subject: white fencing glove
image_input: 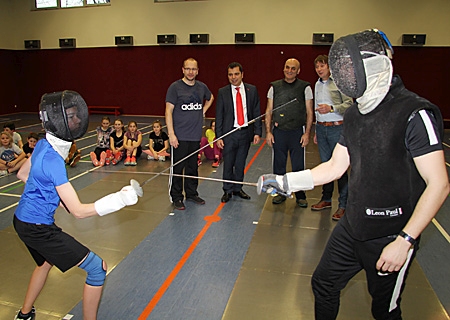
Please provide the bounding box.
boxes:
[95,180,141,216]
[257,170,314,196]
[257,174,290,197]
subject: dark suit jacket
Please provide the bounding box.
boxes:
[215,83,262,141]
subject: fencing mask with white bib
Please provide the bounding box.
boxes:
[328,29,394,114]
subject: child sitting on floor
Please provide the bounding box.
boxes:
[90,116,113,167]
[143,120,170,162]
[198,119,222,168]
[124,120,142,166]
[22,132,39,158]
[109,118,126,165]
[0,131,27,176]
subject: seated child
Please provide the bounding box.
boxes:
[3,122,23,149]
[143,120,170,162]
[0,131,27,176]
[109,119,125,165]
[198,119,222,168]
[89,116,113,167]
[124,121,142,166]
[65,141,81,167]
[22,132,39,158]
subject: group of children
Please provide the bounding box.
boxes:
[0,123,33,176]
[89,117,172,167]
[1,118,223,177]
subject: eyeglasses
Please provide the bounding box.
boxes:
[183,68,198,72]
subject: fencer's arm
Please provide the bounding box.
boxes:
[56,181,139,218]
[202,94,214,114]
[398,150,449,239]
[17,156,32,183]
[287,143,350,190]
[376,150,449,272]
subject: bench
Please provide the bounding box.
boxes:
[88,106,121,117]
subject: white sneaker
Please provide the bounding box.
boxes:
[0,170,8,176]
[158,156,165,162]
[147,155,155,160]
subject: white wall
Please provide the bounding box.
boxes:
[2,0,450,49]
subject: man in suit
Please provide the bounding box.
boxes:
[216,62,262,203]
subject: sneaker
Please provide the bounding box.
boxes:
[15,306,36,320]
[212,160,220,168]
[69,153,81,167]
[99,151,107,167]
[272,194,286,204]
[186,195,205,205]
[0,169,9,176]
[296,199,308,208]
[105,150,112,165]
[147,155,155,160]
[174,200,185,210]
[124,156,131,166]
[130,156,137,166]
[90,152,99,166]
[158,156,165,162]
[197,159,202,166]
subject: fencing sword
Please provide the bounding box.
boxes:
[135,98,298,188]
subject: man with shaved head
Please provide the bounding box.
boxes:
[265,58,314,207]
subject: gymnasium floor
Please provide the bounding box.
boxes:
[0,113,449,320]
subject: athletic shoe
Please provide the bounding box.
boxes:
[174,200,185,210]
[69,153,81,167]
[272,194,286,204]
[212,159,220,168]
[147,155,155,160]
[158,156,165,162]
[296,199,308,208]
[186,195,205,205]
[90,152,99,166]
[105,150,112,165]
[99,151,107,167]
[112,151,122,165]
[0,169,9,176]
[124,156,131,166]
[130,156,137,166]
[15,306,36,320]
[197,159,202,166]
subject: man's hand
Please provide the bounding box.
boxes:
[257,174,290,197]
[376,237,412,273]
[169,134,179,148]
[266,132,274,147]
[217,139,224,149]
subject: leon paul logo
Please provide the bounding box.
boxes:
[365,206,403,219]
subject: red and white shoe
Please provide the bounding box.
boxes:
[112,151,123,165]
[212,159,220,168]
[124,156,131,166]
[105,150,112,165]
[90,152,99,166]
[98,151,107,167]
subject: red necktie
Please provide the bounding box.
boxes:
[236,87,244,126]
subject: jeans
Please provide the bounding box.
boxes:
[315,124,348,208]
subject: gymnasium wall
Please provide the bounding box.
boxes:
[0,0,449,120]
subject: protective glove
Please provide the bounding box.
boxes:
[257,170,315,196]
[95,179,141,216]
[256,174,290,197]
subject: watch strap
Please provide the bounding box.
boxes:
[398,230,416,245]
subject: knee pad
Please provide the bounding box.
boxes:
[79,252,106,286]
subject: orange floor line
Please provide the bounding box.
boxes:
[138,141,267,319]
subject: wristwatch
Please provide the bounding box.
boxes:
[330,105,334,113]
[398,230,416,245]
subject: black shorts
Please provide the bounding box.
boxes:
[13,215,89,272]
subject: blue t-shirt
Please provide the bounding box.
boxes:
[15,139,69,225]
[166,79,211,141]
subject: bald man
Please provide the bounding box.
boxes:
[265,58,314,207]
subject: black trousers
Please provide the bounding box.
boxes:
[311,222,417,320]
[169,141,199,202]
[222,128,251,193]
